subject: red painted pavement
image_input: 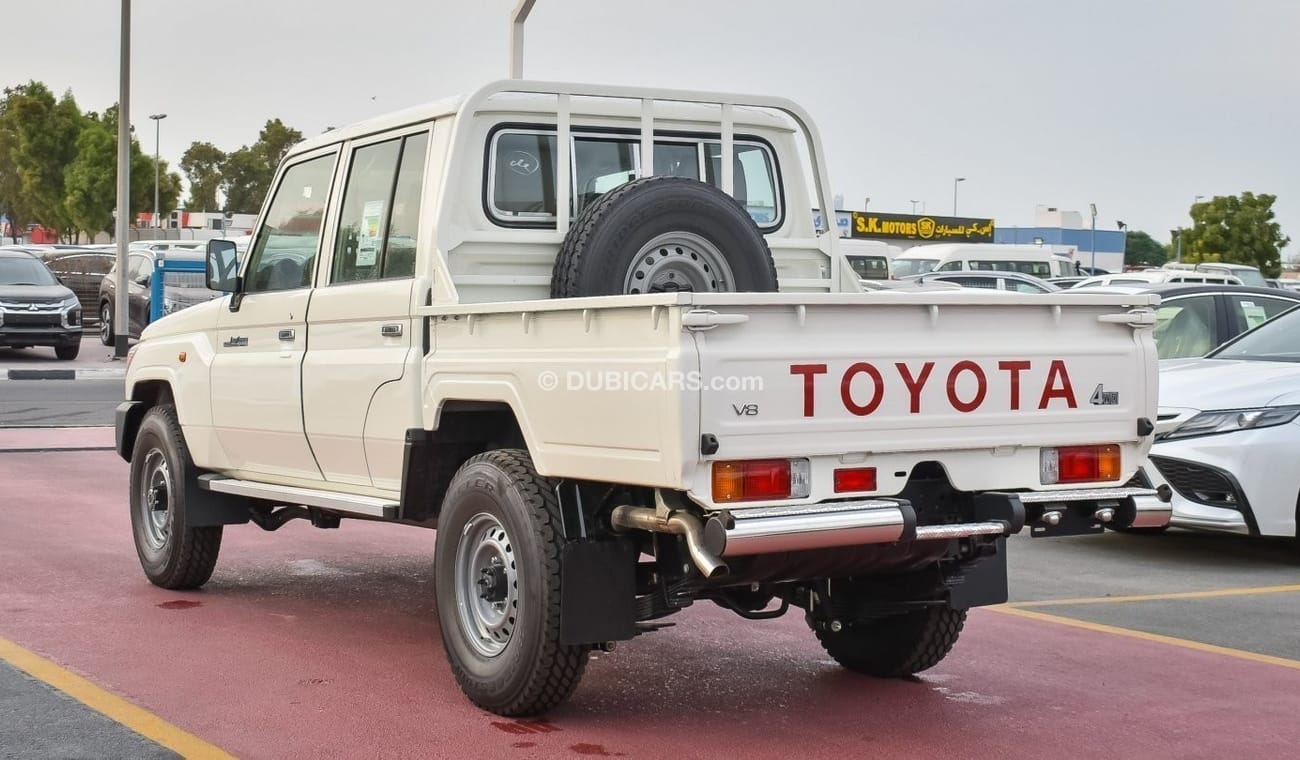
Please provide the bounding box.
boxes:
[2,442,1299,759]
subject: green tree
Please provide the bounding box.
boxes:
[3,82,85,241]
[1175,193,1290,277]
[221,118,302,214]
[0,91,33,242]
[1123,230,1167,267]
[179,141,225,211]
[62,116,117,237]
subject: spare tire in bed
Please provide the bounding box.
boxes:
[550,176,779,298]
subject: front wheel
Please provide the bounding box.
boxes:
[55,343,80,361]
[129,404,222,589]
[813,605,967,678]
[434,449,588,716]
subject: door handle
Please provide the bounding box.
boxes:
[380,324,403,338]
[278,329,296,341]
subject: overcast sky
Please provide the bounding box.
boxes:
[4,0,1297,252]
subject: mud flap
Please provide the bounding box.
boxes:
[559,539,637,645]
[944,537,1008,610]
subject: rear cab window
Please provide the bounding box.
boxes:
[487,127,782,230]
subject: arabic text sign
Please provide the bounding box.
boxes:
[851,212,995,242]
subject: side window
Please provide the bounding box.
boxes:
[705,143,778,226]
[1153,296,1216,359]
[244,153,337,293]
[384,132,430,279]
[491,131,556,219]
[574,138,637,214]
[333,139,401,283]
[949,276,998,290]
[1008,279,1047,293]
[1230,296,1296,332]
[936,260,963,272]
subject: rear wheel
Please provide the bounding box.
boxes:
[129,404,222,589]
[813,605,967,677]
[434,449,588,716]
[99,303,114,346]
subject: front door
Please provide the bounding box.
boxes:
[210,150,338,481]
[302,129,431,488]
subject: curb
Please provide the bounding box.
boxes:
[3,368,125,381]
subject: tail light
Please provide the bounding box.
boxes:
[833,466,877,493]
[1041,444,1121,485]
[712,459,810,503]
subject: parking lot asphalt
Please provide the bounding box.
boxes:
[0,334,127,380]
[2,430,1299,759]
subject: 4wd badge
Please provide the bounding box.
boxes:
[1090,384,1119,406]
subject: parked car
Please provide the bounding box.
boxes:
[902,270,1061,293]
[889,243,1078,279]
[1072,270,1243,288]
[1047,276,1088,288]
[1064,284,1300,360]
[41,249,115,325]
[1130,304,1300,538]
[1163,261,1266,288]
[98,247,219,345]
[0,249,83,359]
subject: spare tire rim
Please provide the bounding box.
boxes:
[455,512,519,658]
[138,447,172,550]
[625,231,736,294]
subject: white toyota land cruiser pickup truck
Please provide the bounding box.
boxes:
[115,80,1170,716]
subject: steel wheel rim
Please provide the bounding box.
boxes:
[624,231,736,294]
[100,305,111,342]
[138,447,172,550]
[454,512,519,658]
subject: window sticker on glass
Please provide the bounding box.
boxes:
[1243,304,1268,329]
[358,200,385,266]
[303,186,313,199]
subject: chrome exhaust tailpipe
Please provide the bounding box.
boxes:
[610,506,728,579]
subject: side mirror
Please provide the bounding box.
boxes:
[206,239,239,292]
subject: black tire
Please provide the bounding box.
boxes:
[55,343,80,361]
[99,303,114,346]
[814,606,967,677]
[434,449,588,716]
[1108,525,1169,535]
[128,404,222,590]
[550,175,779,298]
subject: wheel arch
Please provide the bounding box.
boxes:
[399,399,528,523]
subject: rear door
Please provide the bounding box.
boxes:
[302,126,432,488]
[209,149,338,480]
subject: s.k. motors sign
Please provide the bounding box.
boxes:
[851,212,995,242]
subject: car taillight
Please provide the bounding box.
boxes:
[833,467,877,493]
[712,459,810,503]
[1040,444,1121,484]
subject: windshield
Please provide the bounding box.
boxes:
[0,257,58,286]
[1210,305,1300,362]
[890,258,939,278]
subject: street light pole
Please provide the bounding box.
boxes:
[114,0,131,359]
[953,177,966,215]
[1089,203,1097,272]
[149,113,167,228]
[910,199,919,214]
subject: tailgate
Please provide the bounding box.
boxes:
[688,293,1158,496]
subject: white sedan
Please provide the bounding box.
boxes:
[1133,305,1300,538]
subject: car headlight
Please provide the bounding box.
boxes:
[61,296,80,310]
[1161,405,1300,440]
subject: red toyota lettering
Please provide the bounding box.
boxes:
[841,362,885,416]
[946,360,987,413]
[1038,359,1077,409]
[998,360,1031,410]
[790,364,827,417]
[896,361,934,414]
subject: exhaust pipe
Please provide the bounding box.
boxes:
[610,506,728,579]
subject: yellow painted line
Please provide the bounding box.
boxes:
[1007,583,1300,608]
[0,635,235,759]
[987,605,1300,672]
